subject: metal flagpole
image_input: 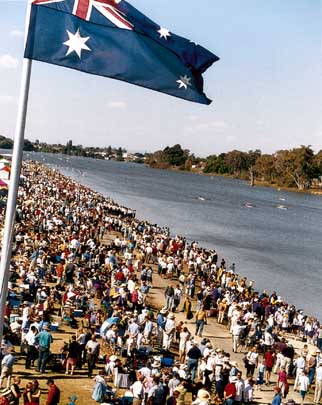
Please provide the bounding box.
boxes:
[0,0,33,342]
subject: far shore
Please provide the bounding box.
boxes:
[148,163,322,196]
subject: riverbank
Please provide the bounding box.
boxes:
[148,164,322,196]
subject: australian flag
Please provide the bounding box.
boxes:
[24,0,219,104]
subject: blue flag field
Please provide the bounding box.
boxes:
[24,0,219,104]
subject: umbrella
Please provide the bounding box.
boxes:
[100,317,119,337]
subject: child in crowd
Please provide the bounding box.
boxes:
[255,359,265,390]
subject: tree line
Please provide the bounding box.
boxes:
[146,144,322,191]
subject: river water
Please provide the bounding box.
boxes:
[26,152,322,319]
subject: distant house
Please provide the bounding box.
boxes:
[311,177,322,189]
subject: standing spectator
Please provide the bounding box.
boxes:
[234,372,245,405]
[223,377,237,405]
[271,386,282,405]
[65,335,80,375]
[130,373,145,405]
[147,376,164,405]
[86,334,100,377]
[255,359,265,391]
[186,341,202,382]
[264,347,275,384]
[35,324,53,373]
[163,313,176,351]
[164,286,174,311]
[231,321,246,353]
[173,285,182,312]
[195,307,207,338]
[314,359,322,404]
[6,376,21,405]
[0,347,16,389]
[31,380,41,405]
[23,382,33,405]
[298,370,310,405]
[179,327,190,363]
[245,346,259,377]
[46,379,60,405]
[182,296,192,320]
[277,367,288,398]
[25,326,38,369]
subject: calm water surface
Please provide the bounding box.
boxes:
[26,153,322,319]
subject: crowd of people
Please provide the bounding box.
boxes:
[0,160,321,405]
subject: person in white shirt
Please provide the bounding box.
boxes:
[130,373,145,405]
[298,370,310,405]
[231,322,246,353]
[314,361,322,404]
[163,314,175,351]
[234,372,245,404]
[294,354,306,390]
[25,326,38,369]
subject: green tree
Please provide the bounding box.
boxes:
[312,150,322,178]
[274,146,314,189]
[163,144,188,166]
[224,150,248,176]
[203,154,228,174]
[23,139,35,151]
[254,154,277,183]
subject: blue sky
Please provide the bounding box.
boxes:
[0,0,321,156]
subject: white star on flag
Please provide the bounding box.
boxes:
[63,28,91,58]
[157,27,171,40]
[176,75,192,90]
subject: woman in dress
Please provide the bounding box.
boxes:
[23,382,32,405]
[30,380,41,405]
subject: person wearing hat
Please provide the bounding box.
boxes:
[0,347,15,389]
[156,309,167,346]
[34,323,53,373]
[174,380,188,405]
[223,377,237,405]
[192,388,211,405]
[187,341,202,382]
[307,350,317,385]
[163,313,176,351]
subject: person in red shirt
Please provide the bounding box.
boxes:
[264,347,275,384]
[224,379,237,405]
[46,379,60,405]
[115,270,125,282]
[56,262,64,285]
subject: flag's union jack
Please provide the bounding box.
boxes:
[32,0,133,29]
